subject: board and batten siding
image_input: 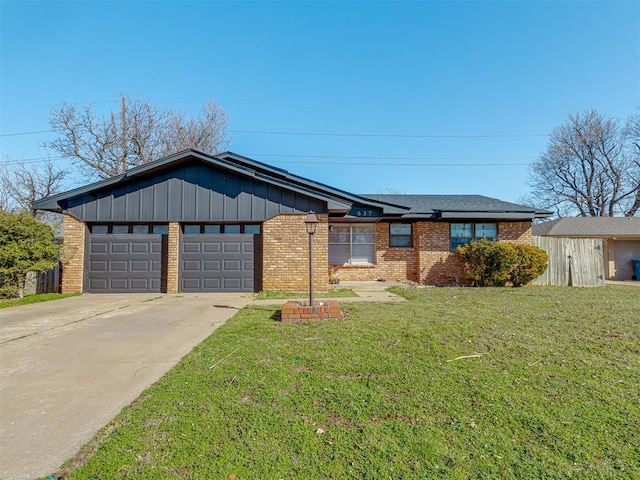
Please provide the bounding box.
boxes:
[533,236,605,287]
[66,162,326,222]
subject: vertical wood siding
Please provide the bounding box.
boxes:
[67,161,326,222]
[533,237,605,287]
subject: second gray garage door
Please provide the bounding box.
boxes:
[180,234,255,292]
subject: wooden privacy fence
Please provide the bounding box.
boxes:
[24,264,61,295]
[533,237,605,287]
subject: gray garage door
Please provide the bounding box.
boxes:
[88,234,162,293]
[180,234,255,292]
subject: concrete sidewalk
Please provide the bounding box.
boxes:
[0,293,252,480]
[252,281,407,306]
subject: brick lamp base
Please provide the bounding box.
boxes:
[280,300,345,323]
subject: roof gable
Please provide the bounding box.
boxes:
[33,150,406,216]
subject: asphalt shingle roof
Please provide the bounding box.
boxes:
[359,194,540,214]
[532,217,640,237]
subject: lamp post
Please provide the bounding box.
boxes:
[304,211,319,312]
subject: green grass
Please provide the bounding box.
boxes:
[255,287,357,300]
[55,286,639,479]
[0,292,80,309]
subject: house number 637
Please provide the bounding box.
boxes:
[356,210,374,217]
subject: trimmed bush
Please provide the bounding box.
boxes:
[456,240,548,287]
[508,244,548,287]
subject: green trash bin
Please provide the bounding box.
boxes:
[632,259,640,281]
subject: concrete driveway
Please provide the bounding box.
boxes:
[0,293,253,480]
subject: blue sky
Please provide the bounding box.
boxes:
[1,0,638,203]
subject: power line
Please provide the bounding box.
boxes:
[231,129,549,138]
[0,130,53,137]
[1,128,550,139]
[1,154,529,168]
[246,153,535,161]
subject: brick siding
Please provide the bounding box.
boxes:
[329,220,534,286]
[262,214,329,291]
[60,214,85,293]
[166,222,180,294]
[329,222,418,283]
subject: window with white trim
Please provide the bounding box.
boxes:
[329,224,375,265]
[450,223,497,251]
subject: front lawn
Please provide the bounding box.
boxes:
[0,292,80,309]
[56,286,639,479]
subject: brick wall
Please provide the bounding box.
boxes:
[329,222,417,282]
[61,214,85,293]
[498,221,532,244]
[262,214,329,291]
[328,220,534,286]
[166,222,180,294]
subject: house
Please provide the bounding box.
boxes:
[533,217,640,281]
[32,150,552,293]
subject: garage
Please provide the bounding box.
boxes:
[611,240,640,280]
[180,234,255,292]
[88,234,163,293]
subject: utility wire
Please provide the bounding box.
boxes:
[231,129,548,138]
[1,128,549,139]
[0,129,53,137]
[1,155,529,168]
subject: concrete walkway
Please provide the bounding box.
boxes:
[0,293,253,480]
[252,280,407,306]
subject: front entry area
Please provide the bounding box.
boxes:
[180,234,255,292]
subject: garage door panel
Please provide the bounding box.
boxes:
[111,243,129,254]
[88,234,162,293]
[110,261,129,272]
[183,242,201,253]
[90,261,108,272]
[203,278,222,289]
[180,234,255,292]
[183,260,201,271]
[203,260,221,271]
[203,242,221,253]
[91,242,108,254]
[131,243,150,254]
[131,260,151,271]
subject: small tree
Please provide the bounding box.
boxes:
[0,212,61,298]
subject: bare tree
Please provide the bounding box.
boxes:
[0,158,69,214]
[46,95,230,180]
[0,157,69,231]
[527,109,637,217]
[624,109,640,216]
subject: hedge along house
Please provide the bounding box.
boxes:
[33,150,552,294]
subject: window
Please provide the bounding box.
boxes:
[244,225,261,234]
[204,225,221,234]
[389,223,412,247]
[91,225,108,234]
[183,225,201,234]
[450,223,497,251]
[152,225,169,235]
[112,225,129,235]
[225,224,241,234]
[329,224,375,265]
[132,225,149,234]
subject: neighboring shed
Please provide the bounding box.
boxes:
[532,217,640,285]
